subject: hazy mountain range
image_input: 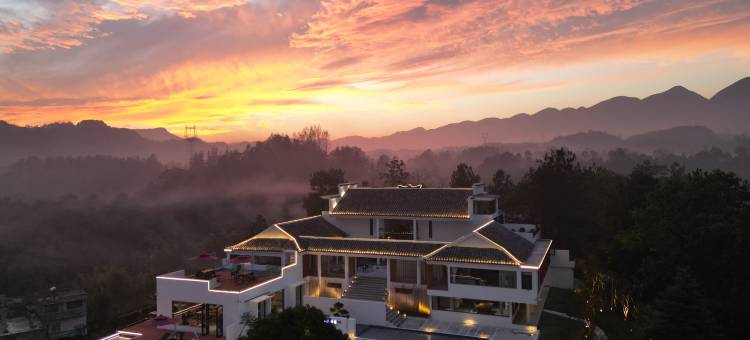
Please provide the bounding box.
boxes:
[332,77,749,150]
[0,77,747,166]
[0,120,246,166]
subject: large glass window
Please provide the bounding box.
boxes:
[271,289,284,314]
[522,272,533,290]
[321,255,345,278]
[382,219,413,240]
[431,296,511,316]
[500,270,517,288]
[390,259,417,283]
[450,267,500,287]
[173,301,204,328]
[302,255,317,277]
[473,199,497,215]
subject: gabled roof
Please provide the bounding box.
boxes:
[475,221,535,262]
[229,238,297,251]
[425,246,517,265]
[276,215,348,239]
[299,236,446,257]
[330,188,473,219]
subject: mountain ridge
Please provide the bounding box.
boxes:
[332,76,749,150]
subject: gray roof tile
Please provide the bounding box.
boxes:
[476,222,534,262]
[331,188,472,219]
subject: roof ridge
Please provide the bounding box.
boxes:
[472,221,523,265]
[297,235,447,244]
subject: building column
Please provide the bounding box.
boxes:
[416,260,421,286]
[413,220,418,240]
[317,254,322,292]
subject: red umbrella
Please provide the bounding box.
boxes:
[190,252,219,261]
[229,255,253,264]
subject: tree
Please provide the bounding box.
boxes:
[450,163,480,187]
[329,302,349,318]
[489,169,514,205]
[303,169,346,216]
[294,125,330,153]
[329,146,369,181]
[380,158,410,186]
[645,269,723,340]
[242,306,347,340]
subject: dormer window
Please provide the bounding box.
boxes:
[473,199,497,215]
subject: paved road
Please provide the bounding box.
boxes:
[358,326,478,340]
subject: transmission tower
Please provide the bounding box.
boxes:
[185,125,197,168]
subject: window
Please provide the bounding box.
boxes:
[296,285,304,307]
[271,289,284,314]
[431,296,510,316]
[522,272,533,290]
[369,219,374,235]
[473,199,497,215]
[433,296,451,310]
[321,255,345,278]
[302,255,317,277]
[428,221,433,238]
[382,219,413,240]
[394,288,413,295]
[500,271,517,288]
[173,301,204,328]
[450,267,500,287]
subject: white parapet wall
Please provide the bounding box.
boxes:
[303,296,389,327]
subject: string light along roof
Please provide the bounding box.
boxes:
[298,236,447,257]
[425,246,518,265]
[330,188,474,219]
[228,238,297,251]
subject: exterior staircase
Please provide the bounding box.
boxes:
[342,276,387,301]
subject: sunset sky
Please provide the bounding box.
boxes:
[1,0,749,141]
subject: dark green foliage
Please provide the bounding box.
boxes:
[303,169,346,216]
[449,163,480,187]
[243,306,347,340]
[329,302,349,318]
[380,157,410,186]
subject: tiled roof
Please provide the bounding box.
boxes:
[276,216,348,239]
[476,221,534,262]
[229,238,297,251]
[330,188,472,219]
[425,246,517,265]
[299,236,446,257]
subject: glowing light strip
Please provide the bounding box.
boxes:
[156,253,299,295]
[519,240,553,270]
[274,225,302,251]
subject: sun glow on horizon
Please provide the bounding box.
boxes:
[1,0,749,142]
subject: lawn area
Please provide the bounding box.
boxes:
[538,313,586,340]
[544,287,585,315]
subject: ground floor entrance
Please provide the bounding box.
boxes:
[355,257,387,278]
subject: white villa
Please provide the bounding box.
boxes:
[111,183,561,339]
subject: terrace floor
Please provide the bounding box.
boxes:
[208,269,278,292]
[121,318,224,340]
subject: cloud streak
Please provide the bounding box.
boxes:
[0,0,748,140]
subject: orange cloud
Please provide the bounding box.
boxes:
[0,0,749,141]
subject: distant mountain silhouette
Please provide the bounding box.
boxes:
[333,77,750,150]
[134,127,181,141]
[0,120,230,166]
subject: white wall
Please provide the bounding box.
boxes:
[430,310,513,328]
[303,296,389,327]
